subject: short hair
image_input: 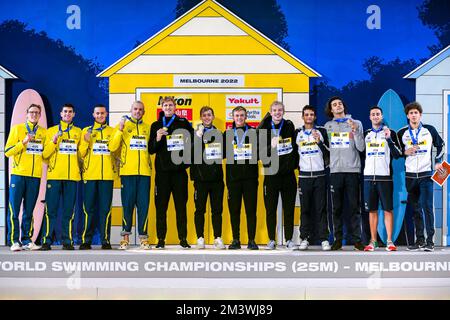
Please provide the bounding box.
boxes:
[404,101,423,115]
[27,104,41,113]
[370,106,383,114]
[160,96,176,106]
[232,106,247,116]
[325,96,347,118]
[199,106,214,116]
[93,104,107,110]
[270,101,285,111]
[61,103,75,112]
[302,105,316,117]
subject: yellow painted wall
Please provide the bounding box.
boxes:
[109,74,309,94]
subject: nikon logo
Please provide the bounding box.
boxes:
[158,96,192,106]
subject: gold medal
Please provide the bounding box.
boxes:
[162,127,168,131]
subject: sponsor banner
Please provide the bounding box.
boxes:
[0,251,449,278]
[174,75,244,87]
[226,121,260,129]
[157,108,192,121]
[156,95,192,107]
[226,108,261,121]
[226,95,262,107]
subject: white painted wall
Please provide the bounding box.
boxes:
[0,78,5,245]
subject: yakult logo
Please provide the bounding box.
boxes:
[226,95,262,107]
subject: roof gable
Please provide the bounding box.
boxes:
[404,44,450,79]
[98,0,320,78]
[0,65,17,79]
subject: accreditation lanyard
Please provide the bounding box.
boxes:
[271,119,284,137]
[162,115,176,130]
[26,122,38,135]
[234,125,248,147]
[408,123,422,145]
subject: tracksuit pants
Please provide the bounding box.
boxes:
[155,170,188,241]
[7,174,40,246]
[81,180,113,245]
[194,180,224,239]
[263,172,296,241]
[41,180,77,246]
[227,178,258,241]
[298,175,329,242]
[330,173,362,243]
[406,177,434,245]
[120,175,150,238]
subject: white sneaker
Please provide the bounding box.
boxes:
[299,239,309,250]
[196,237,205,249]
[10,242,22,252]
[214,237,225,250]
[23,242,41,251]
[321,240,331,251]
[139,239,151,250]
[286,240,296,249]
[266,240,276,250]
[118,240,129,250]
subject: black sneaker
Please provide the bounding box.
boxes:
[101,243,112,250]
[62,244,75,250]
[228,239,241,250]
[247,240,259,250]
[180,239,191,249]
[423,243,434,252]
[39,243,52,251]
[354,241,364,251]
[156,239,165,249]
[407,241,425,251]
[331,240,342,251]
[79,243,92,250]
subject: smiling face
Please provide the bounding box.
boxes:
[233,110,247,127]
[270,103,284,123]
[330,99,345,117]
[201,110,214,127]
[27,106,41,124]
[93,106,108,124]
[131,102,145,120]
[60,106,75,123]
[407,108,422,126]
[369,108,383,127]
[162,100,176,117]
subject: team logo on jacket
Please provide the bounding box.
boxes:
[11,184,15,188]
[47,184,52,188]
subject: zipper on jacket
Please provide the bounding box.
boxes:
[101,130,104,180]
[68,131,71,180]
[137,122,140,175]
[31,154,35,177]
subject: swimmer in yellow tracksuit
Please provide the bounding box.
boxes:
[110,101,152,250]
[40,104,82,251]
[79,104,120,250]
[5,104,46,251]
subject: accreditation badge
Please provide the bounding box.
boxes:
[233,143,252,160]
[93,139,110,155]
[26,139,43,155]
[366,141,386,158]
[59,139,77,155]
[205,143,222,160]
[167,134,184,151]
[130,135,147,151]
[277,137,293,156]
[330,132,350,148]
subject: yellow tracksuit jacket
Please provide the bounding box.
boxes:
[5,121,47,178]
[79,122,119,180]
[43,121,82,181]
[109,117,152,176]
